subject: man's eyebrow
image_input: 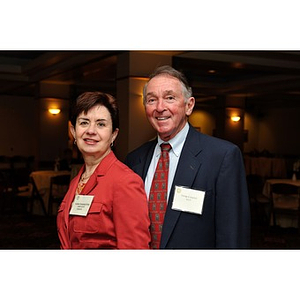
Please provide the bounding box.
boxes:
[146,90,175,97]
[163,90,175,95]
[146,92,156,97]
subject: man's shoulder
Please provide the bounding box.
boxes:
[130,139,156,154]
[187,126,239,153]
[125,139,156,164]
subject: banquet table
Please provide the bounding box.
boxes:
[30,170,71,215]
[244,156,287,178]
[262,178,300,228]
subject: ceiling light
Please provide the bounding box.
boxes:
[232,62,244,69]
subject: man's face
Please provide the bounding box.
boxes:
[144,74,195,141]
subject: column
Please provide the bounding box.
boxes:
[35,82,70,165]
[115,52,172,161]
[214,95,245,151]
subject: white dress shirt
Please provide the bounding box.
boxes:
[144,122,189,201]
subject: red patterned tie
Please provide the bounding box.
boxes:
[149,143,171,249]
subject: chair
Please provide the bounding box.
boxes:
[0,171,11,213]
[247,174,271,225]
[11,167,31,194]
[270,183,300,232]
[15,177,48,216]
[48,174,70,215]
[0,169,16,213]
[10,156,34,212]
[0,155,12,170]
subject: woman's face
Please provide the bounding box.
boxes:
[71,104,118,160]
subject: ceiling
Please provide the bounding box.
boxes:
[1,50,300,111]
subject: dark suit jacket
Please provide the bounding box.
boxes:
[125,124,251,249]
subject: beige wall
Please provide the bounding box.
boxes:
[244,112,260,152]
[191,105,300,157]
[189,109,215,136]
[0,95,69,165]
[1,95,299,165]
[115,51,172,161]
[128,78,156,148]
[0,95,36,156]
[39,97,70,161]
[245,107,300,156]
[1,53,300,167]
[258,107,300,156]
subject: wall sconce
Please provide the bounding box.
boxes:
[48,108,61,115]
[231,116,241,122]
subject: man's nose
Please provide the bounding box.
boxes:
[155,99,166,112]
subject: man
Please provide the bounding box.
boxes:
[125,65,250,249]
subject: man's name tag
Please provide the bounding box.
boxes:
[69,195,94,216]
[172,186,205,215]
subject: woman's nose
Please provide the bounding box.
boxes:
[86,123,97,134]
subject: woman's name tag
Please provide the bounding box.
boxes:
[69,195,94,216]
[172,186,205,215]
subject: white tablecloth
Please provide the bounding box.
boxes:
[30,170,70,215]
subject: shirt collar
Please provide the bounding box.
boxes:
[156,122,189,157]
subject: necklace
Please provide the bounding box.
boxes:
[76,171,93,194]
[76,182,86,194]
[80,171,93,182]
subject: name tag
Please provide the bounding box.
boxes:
[172,186,205,215]
[69,195,94,216]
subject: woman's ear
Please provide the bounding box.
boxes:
[112,128,119,144]
[70,124,76,140]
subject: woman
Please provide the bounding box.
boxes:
[57,91,150,249]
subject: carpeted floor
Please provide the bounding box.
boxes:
[251,224,300,249]
[0,213,60,249]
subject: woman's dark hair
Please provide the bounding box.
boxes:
[71,91,119,132]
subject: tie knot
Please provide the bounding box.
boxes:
[160,143,171,152]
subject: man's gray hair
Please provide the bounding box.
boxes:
[143,65,193,104]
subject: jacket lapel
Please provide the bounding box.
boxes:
[160,125,203,248]
[133,139,157,180]
[81,151,117,195]
[81,174,98,195]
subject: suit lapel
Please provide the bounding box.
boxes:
[160,126,203,248]
[133,140,157,180]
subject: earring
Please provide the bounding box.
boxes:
[110,141,114,148]
[74,139,77,145]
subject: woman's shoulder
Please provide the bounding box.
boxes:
[113,157,142,179]
[95,152,143,184]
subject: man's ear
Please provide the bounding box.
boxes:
[186,97,195,116]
